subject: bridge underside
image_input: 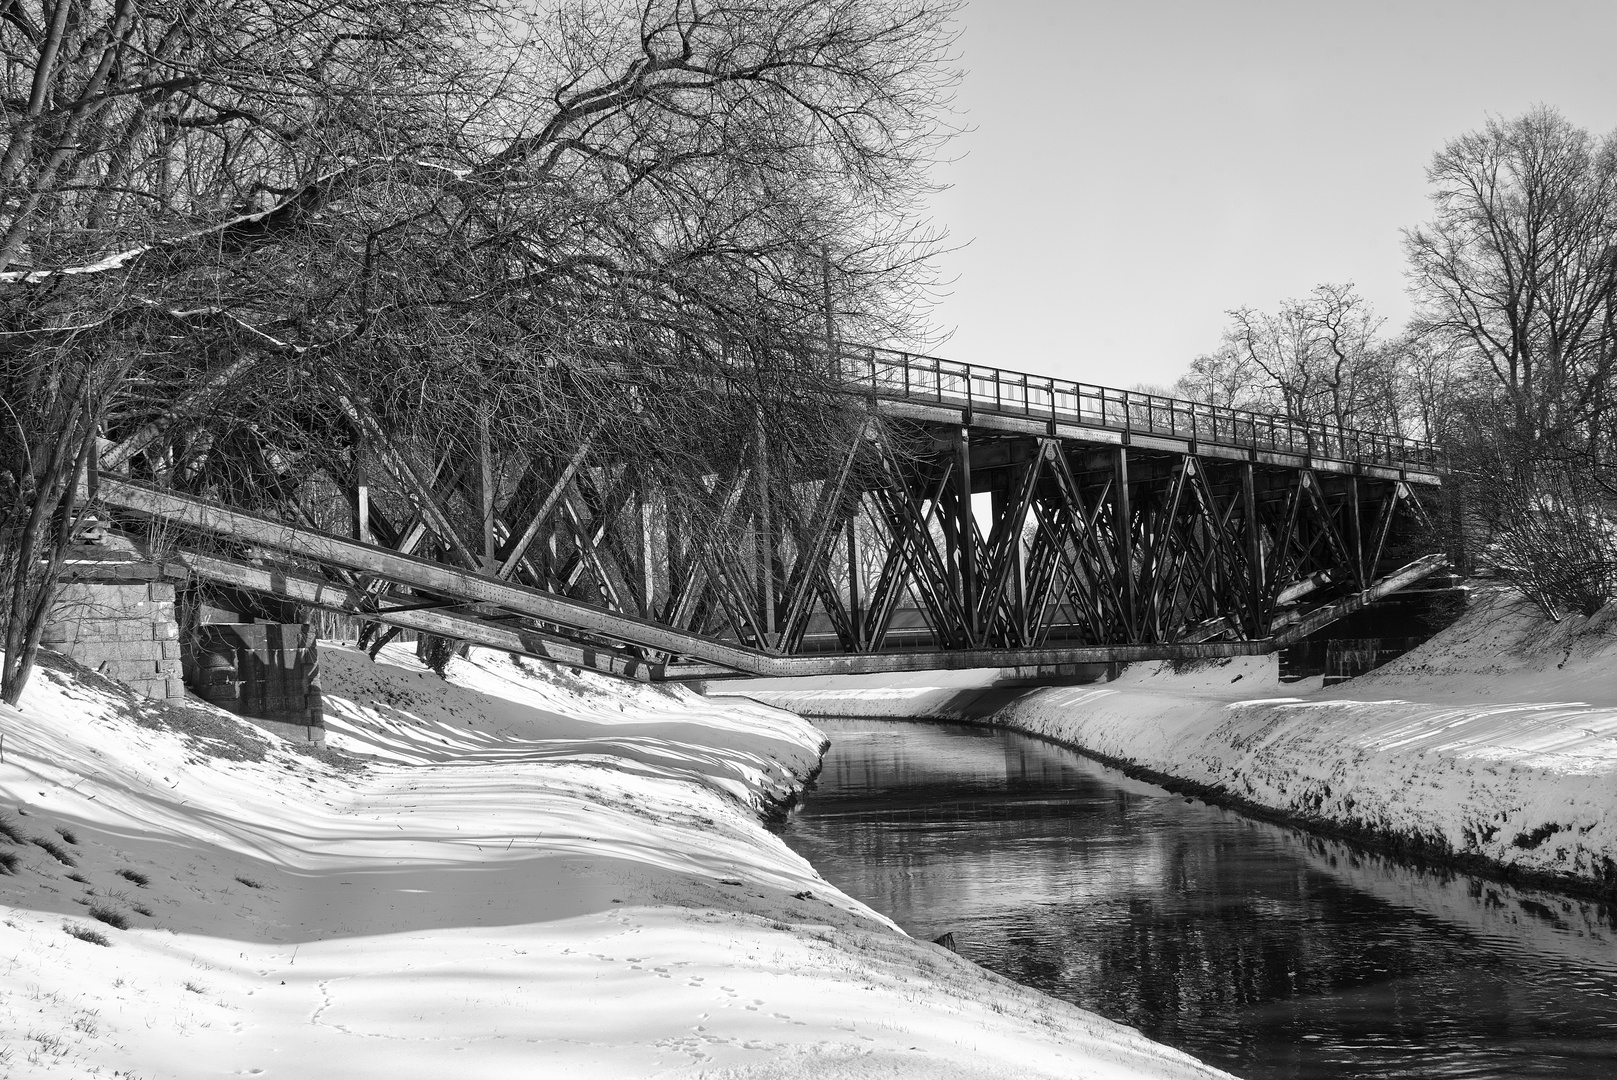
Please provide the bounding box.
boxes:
[91,387,1447,682]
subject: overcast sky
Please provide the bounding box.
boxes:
[920,0,1617,390]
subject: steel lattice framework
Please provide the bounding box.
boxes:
[94,345,1447,680]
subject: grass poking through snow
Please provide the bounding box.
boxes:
[234,875,263,889]
[87,905,129,930]
[116,868,149,887]
[30,835,76,866]
[63,923,111,947]
[54,826,78,845]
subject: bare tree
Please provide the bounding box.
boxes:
[1172,346,1267,412]
[0,0,962,702]
[1,0,498,701]
[1405,106,1617,448]
[1403,107,1617,618]
[1382,331,1470,445]
[1183,284,1393,431]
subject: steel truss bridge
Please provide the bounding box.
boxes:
[95,346,1448,681]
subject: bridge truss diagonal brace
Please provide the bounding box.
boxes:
[1024,494,1104,644]
[663,467,753,633]
[778,427,868,652]
[862,438,966,650]
[1135,456,1193,641]
[1261,471,1310,620]
[973,446,1044,644]
[174,550,659,681]
[1182,459,1260,639]
[1297,469,1360,591]
[1271,553,1451,647]
[99,472,1448,681]
[497,431,598,579]
[99,476,770,673]
[1044,445,1125,635]
[320,375,485,573]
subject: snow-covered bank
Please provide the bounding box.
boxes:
[986,589,1617,897]
[0,645,1230,1078]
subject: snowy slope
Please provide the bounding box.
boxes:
[0,644,1231,1079]
[989,589,1617,895]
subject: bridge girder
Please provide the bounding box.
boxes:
[87,345,1447,680]
[94,416,1445,682]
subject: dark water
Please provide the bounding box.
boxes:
[777,718,1617,1080]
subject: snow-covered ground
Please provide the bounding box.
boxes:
[0,643,1231,1078]
[726,587,1617,896]
[990,589,1617,895]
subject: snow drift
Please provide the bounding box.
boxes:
[0,643,1230,1079]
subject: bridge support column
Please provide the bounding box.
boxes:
[754,413,777,642]
[1012,464,1028,644]
[45,561,186,704]
[351,444,370,544]
[1242,462,1265,630]
[847,515,863,650]
[479,411,497,566]
[1114,446,1135,640]
[956,426,979,643]
[1347,474,1364,587]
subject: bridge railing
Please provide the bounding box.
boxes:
[838,345,1442,472]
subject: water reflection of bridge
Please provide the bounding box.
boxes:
[98,345,1447,681]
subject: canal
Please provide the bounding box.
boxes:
[777,718,1617,1080]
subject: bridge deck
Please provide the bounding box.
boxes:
[839,346,1442,478]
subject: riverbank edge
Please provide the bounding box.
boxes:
[758,737,829,825]
[765,699,1617,906]
[980,713,1617,904]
